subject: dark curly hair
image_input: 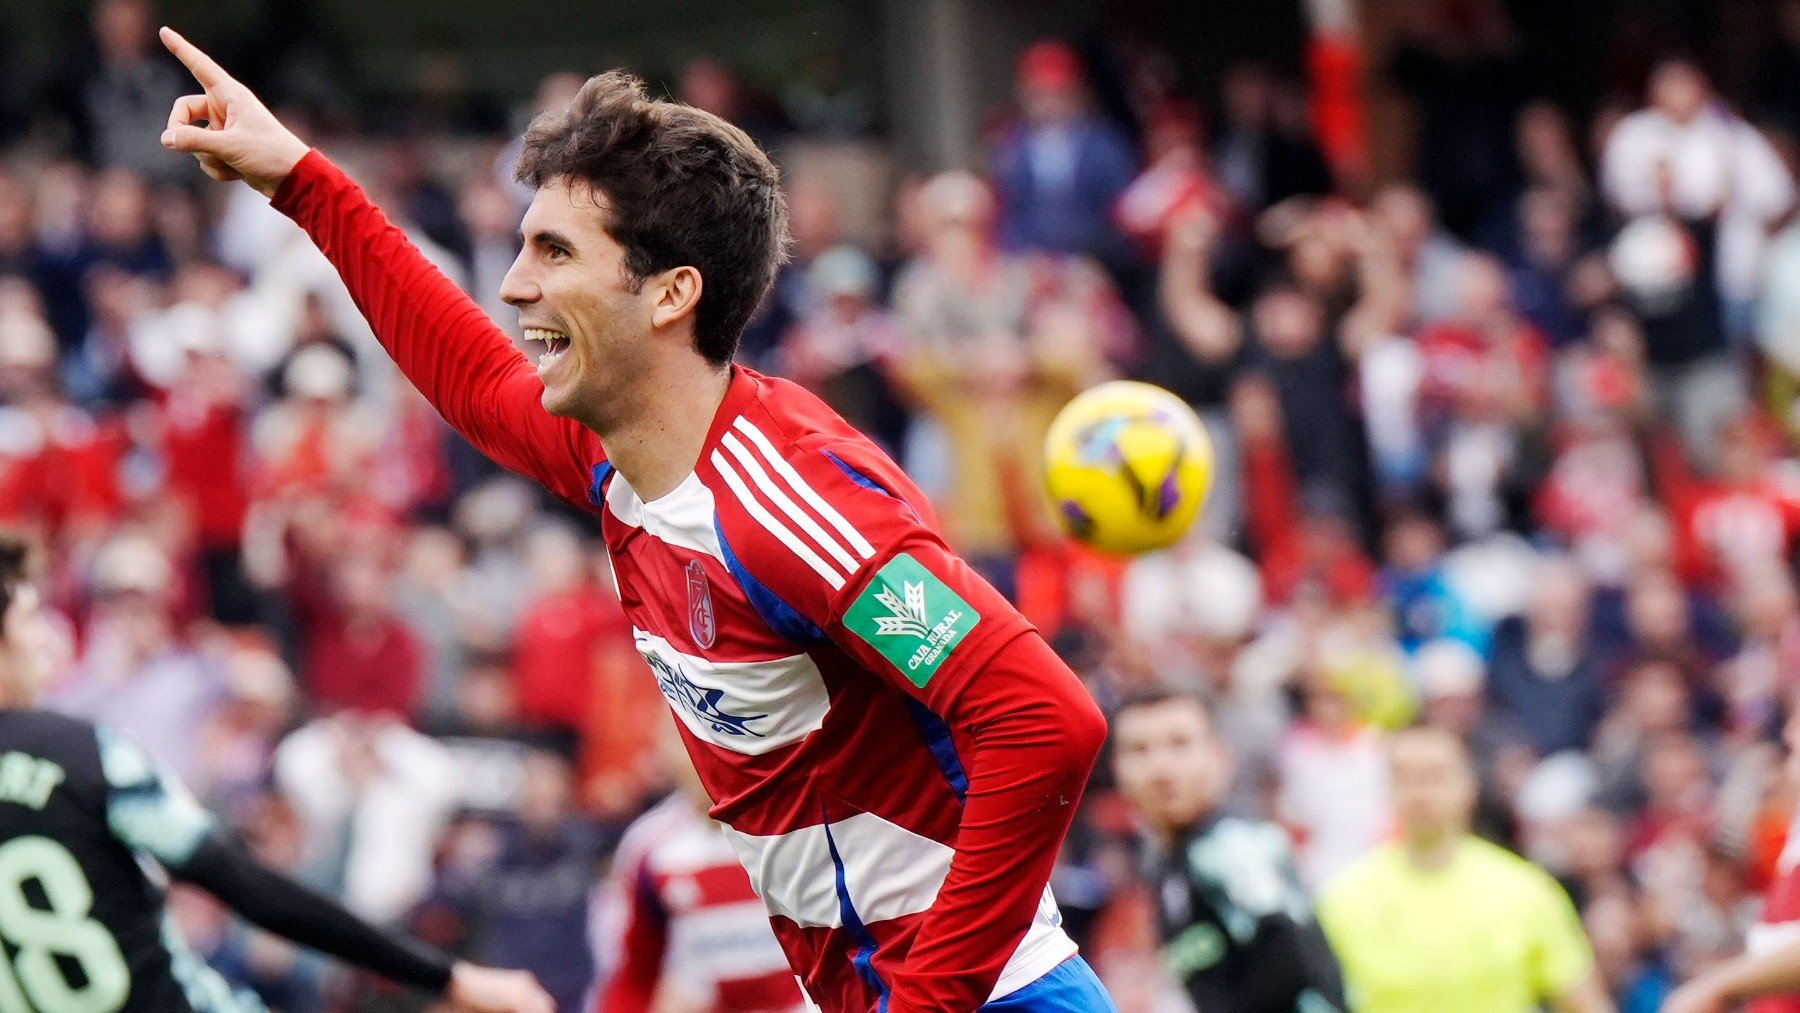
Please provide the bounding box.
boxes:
[514,71,791,366]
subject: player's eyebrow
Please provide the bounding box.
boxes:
[524,228,578,252]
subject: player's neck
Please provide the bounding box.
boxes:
[597,362,733,502]
[1402,829,1464,872]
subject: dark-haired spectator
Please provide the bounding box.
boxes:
[1387,0,1528,237]
[1212,63,1333,218]
[67,0,191,182]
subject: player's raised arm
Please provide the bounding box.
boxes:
[157,27,603,508]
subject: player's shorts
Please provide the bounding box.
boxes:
[981,956,1117,1012]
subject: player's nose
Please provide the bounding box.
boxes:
[499,252,539,308]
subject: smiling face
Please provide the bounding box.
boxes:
[501,179,664,429]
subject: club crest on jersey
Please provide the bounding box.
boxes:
[846,553,981,687]
[686,559,716,649]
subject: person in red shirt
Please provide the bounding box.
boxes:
[1653,413,1800,589]
[160,31,1110,1012]
[1415,252,1551,434]
[510,523,631,733]
[1233,376,1376,607]
[303,551,425,720]
[155,329,255,622]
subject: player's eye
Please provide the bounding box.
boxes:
[546,244,571,261]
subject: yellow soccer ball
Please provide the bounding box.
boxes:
[1043,380,1214,555]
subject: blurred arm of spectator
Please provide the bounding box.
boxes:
[1644,427,1715,586]
[1339,213,1414,361]
[1157,208,1242,366]
[1233,376,1300,566]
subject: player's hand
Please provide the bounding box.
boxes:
[157,27,311,197]
[445,962,555,1013]
[1661,977,1731,1013]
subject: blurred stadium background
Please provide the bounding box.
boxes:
[4,0,1799,1008]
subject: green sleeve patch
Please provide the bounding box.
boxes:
[844,553,981,687]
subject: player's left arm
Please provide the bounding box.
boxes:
[96,727,549,1011]
[722,430,1107,1012]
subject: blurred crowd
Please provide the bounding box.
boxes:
[15,0,1800,1009]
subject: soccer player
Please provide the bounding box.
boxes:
[0,535,553,1012]
[1317,727,1612,1013]
[156,26,1112,1013]
[590,724,803,1012]
[1110,690,1346,1013]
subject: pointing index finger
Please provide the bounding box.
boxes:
[159,27,233,91]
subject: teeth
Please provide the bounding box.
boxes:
[524,327,567,348]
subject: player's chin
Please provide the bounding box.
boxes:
[539,381,578,418]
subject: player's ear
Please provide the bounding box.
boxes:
[650,265,703,331]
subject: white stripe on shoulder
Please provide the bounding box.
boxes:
[721,432,858,573]
[733,418,876,560]
[711,450,845,589]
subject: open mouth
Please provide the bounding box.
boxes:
[524,327,571,371]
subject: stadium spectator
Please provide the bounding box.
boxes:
[64,0,191,183]
[1277,668,1390,889]
[1485,555,1608,756]
[1602,57,1795,341]
[990,40,1138,273]
[1211,62,1333,218]
[891,169,1122,592]
[778,243,909,455]
[456,750,608,1009]
[51,533,225,785]
[273,711,459,923]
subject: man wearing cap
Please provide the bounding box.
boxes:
[990,39,1137,270]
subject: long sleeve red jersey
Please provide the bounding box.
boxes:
[272,150,1107,1012]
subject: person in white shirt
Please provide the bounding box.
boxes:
[1601,57,1795,338]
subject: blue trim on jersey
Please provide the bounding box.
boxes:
[824,449,923,524]
[822,816,890,1009]
[714,517,827,644]
[824,449,887,494]
[980,956,1115,1012]
[906,699,969,804]
[588,460,616,506]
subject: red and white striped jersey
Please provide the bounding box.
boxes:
[584,368,1077,1009]
[590,795,802,1012]
[273,150,1106,1013]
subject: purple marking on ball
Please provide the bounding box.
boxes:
[1157,472,1182,518]
[1060,500,1096,539]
